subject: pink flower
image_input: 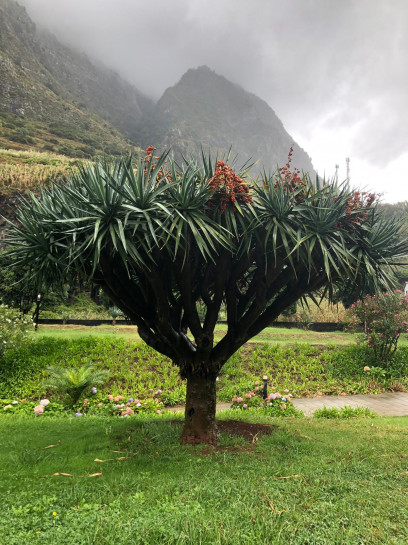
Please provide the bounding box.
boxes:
[97,403,103,407]
[243,404,248,409]
[236,397,243,403]
[156,410,162,414]
[114,396,123,402]
[107,395,114,401]
[245,393,252,399]
[34,405,44,415]
[254,381,259,386]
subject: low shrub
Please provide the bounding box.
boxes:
[346,290,408,363]
[313,406,377,419]
[0,398,65,416]
[0,394,165,417]
[230,384,303,417]
[42,363,110,405]
[0,304,33,358]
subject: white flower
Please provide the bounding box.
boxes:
[40,399,50,406]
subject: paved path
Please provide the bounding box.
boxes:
[168,392,408,417]
[291,392,408,417]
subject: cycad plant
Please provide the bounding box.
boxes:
[8,145,408,443]
[108,306,122,324]
[43,364,109,406]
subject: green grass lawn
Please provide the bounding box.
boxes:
[35,323,357,345]
[33,323,408,347]
[0,413,407,544]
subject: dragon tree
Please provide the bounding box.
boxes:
[8,147,407,443]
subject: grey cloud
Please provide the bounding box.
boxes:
[17,0,408,169]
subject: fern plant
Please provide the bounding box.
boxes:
[43,363,109,405]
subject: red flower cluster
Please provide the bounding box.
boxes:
[141,145,172,182]
[342,191,377,227]
[274,146,306,196]
[207,160,252,212]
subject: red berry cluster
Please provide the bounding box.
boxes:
[207,160,252,212]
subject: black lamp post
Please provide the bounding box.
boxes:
[34,293,41,331]
[262,375,268,400]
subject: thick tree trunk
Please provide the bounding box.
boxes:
[180,373,218,445]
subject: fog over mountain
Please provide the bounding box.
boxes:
[17,0,408,202]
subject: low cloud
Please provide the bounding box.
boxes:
[17,0,408,185]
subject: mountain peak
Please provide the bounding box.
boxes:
[142,67,314,175]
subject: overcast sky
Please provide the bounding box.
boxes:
[18,0,408,203]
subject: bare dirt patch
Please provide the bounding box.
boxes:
[169,420,275,452]
[217,420,275,442]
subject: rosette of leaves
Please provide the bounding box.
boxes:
[43,364,109,406]
[108,306,122,324]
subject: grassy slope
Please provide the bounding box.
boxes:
[0,147,79,193]
[0,413,407,544]
[2,327,408,402]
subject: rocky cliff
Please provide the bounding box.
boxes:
[140,66,315,175]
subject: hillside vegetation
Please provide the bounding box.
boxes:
[0,147,78,193]
[0,0,148,157]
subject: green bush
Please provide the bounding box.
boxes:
[346,290,408,362]
[0,305,33,358]
[314,406,377,419]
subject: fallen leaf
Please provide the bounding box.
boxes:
[88,473,102,477]
[275,474,303,480]
[261,494,285,515]
[43,440,61,449]
[53,472,73,477]
[117,456,130,460]
[94,458,114,463]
